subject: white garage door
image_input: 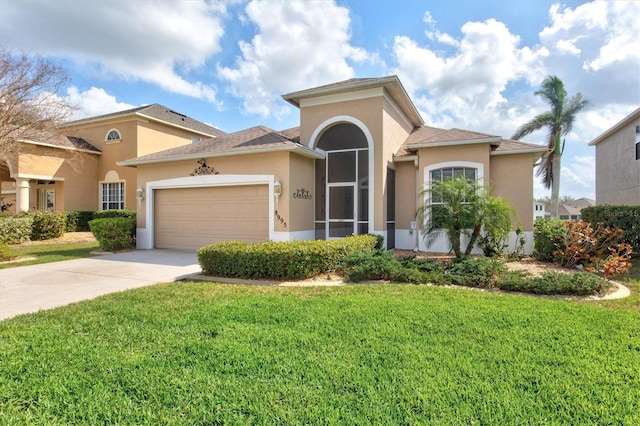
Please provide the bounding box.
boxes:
[154,185,269,250]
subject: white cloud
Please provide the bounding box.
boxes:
[538,1,640,106]
[560,155,595,200]
[0,0,226,103]
[392,18,549,135]
[217,0,373,117]
[65,87,136,120]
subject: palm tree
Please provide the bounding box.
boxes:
[512,76,588,218]
[418,175,513,258]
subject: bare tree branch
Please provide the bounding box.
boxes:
[0,47,75,163]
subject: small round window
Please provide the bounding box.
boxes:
[106,129,121,141]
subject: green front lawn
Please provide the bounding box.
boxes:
[0,241,100,269]
[1,283,638,424]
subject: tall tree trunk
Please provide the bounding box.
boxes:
[550,155,562,219]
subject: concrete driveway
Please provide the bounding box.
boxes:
[0,250,201,321]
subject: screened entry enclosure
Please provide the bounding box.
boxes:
[314,123,369,239]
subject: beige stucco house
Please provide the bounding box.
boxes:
[0,104,224,213]
[116,76,545,253]
[588,107,640,206]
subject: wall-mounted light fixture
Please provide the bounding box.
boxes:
[136,187,145,202]
[274,179,282,198]
[274,179,282,209]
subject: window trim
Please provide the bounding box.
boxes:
[105,129,122,142]
[99,180,125,210]
[423,161,484,229]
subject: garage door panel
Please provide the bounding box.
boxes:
[154,185,269,250]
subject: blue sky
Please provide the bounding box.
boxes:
[1,0,639,200]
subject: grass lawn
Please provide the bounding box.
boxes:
[1,278,639,424]
[0,240,100,269]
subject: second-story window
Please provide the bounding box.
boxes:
[636,125,640,160]
[106,129,121,141]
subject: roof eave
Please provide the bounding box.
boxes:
[393,154,419,163]
[135,112,220,138]
[63,108,220,138]
[490,148,548,156]
[117,143,324,167]
[408,137,501,150]
[588,107,640,146]
[18,139,102,155]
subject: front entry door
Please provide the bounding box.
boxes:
[328,184,355,238]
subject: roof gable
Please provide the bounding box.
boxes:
[282,75,424,127]
[64,103,225,138]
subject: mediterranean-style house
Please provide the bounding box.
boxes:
[588,107,640,206]
[0,104,224,213]
[1,76,546,253]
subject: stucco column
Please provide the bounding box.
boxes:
[15,178,30,212]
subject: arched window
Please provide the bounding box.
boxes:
[106,129,121,141]
[425,163,482,229]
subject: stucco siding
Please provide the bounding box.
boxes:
[594,120,640,205]
[134,151,291,230]
[137,120,198,157]
[490,153,535,232]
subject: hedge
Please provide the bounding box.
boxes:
[0,216,33,244]
[93,209,137,220]
[582,205,640,257]
[65,211,95,232]
[89,218,136,252]
[533,219,566,262]
[198,234,379,280]
[31,211,66,240]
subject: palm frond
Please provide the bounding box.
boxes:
[511,112,554,140]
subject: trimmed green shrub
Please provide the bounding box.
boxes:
[582,205,640,257]
[198,235,378,280]
[89,218,136,252]
[497,271,610,296]
[93,209,136,220]
[65,211,95,232]
[533,219,566,262]
[31,211,67,240]
[0,216,33,244]
[343,250,444,284]
[342,250,405,282]
[445,257,505,288]
[0,243,16,261]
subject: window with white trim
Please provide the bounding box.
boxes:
[100,181,125,210]
[429,167,477,229]
[106,129,121,141]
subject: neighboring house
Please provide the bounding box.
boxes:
[588,107,640,206]
[534,201,546,220]
[535,198,595,220]
[0,104,224,213]
[115,76,546,253]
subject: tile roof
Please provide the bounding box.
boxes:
[20,132,101,153]
[65,103,225,138]
[120,125,304,164]
[492,139,547,154]
[397,126,546,157]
